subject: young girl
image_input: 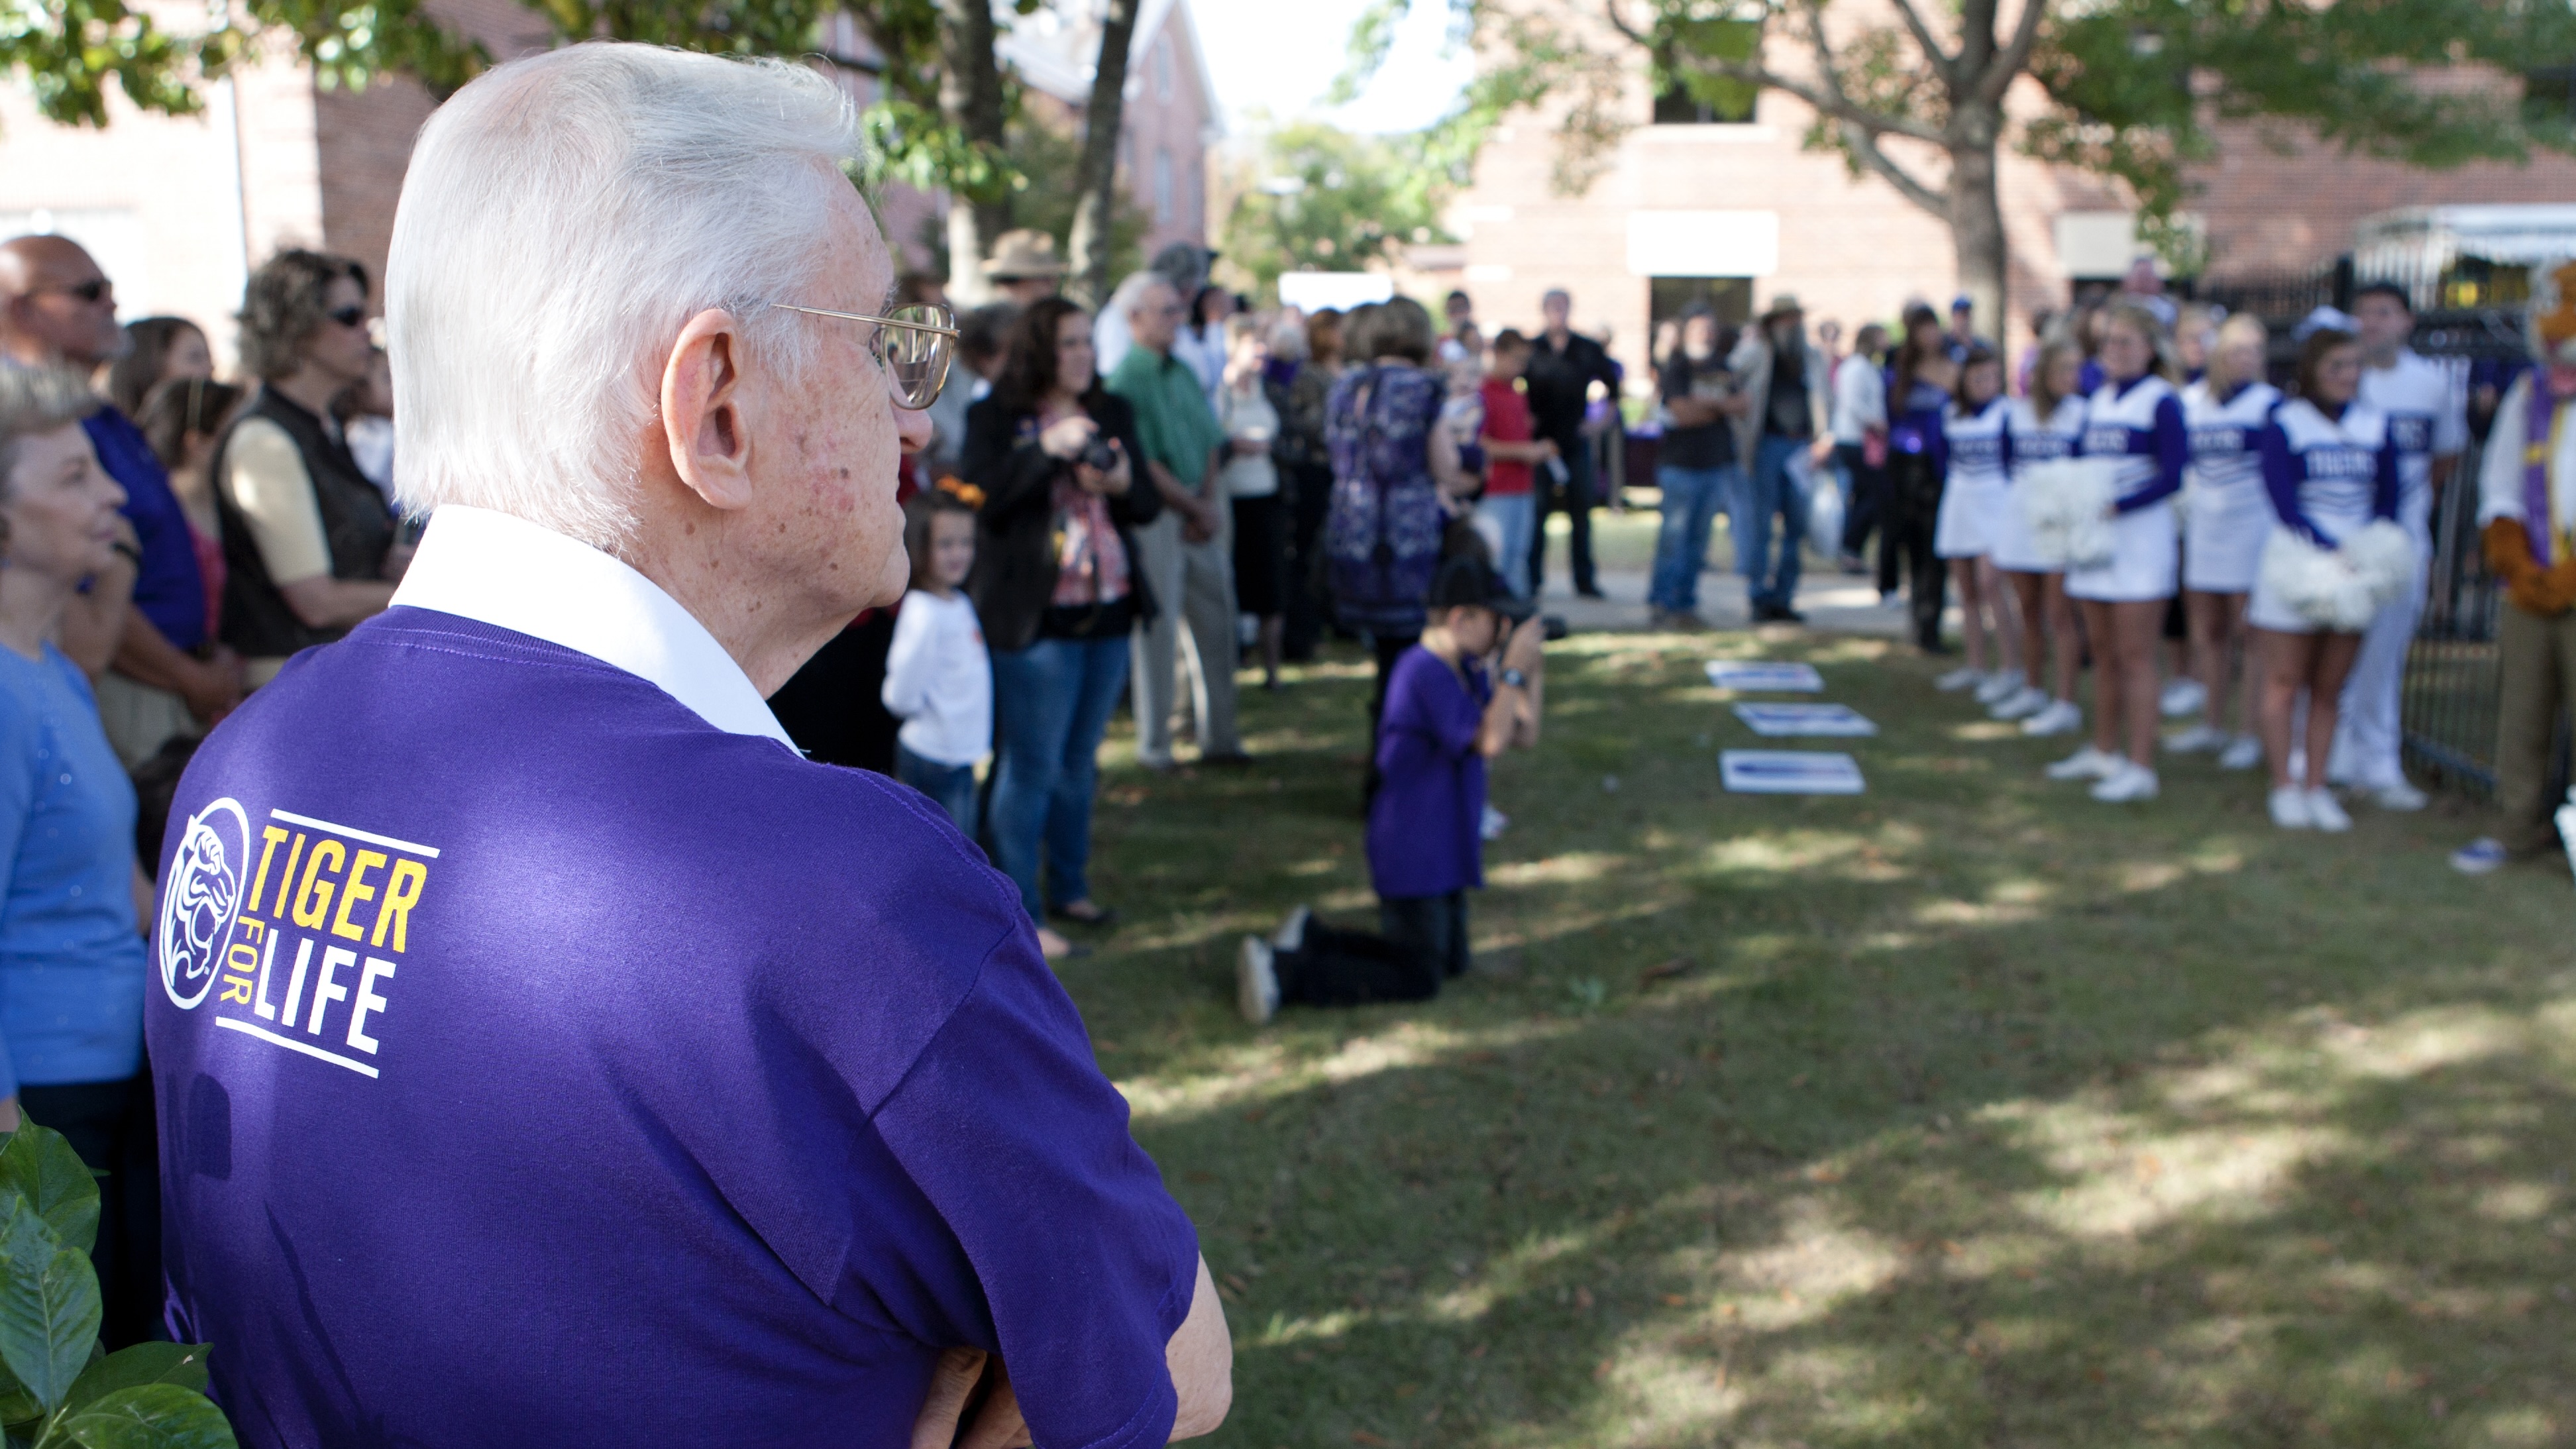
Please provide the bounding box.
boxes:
[881,488,991,834]
[2173,315,2279,767]
[1931,345,2021,698]
[1991,341,2088,733]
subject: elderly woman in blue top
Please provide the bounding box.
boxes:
[2247,327,2402,832]
[0,366,158,1348]
[2051,304,2190,803]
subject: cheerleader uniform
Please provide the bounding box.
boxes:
[2178,378,2282,593]
[2244,398,2402,634]
[2065,374,2188,602]
[1992,394,2086,574]
[1932,395,2011,559]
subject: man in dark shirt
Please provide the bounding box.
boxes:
[1522,289,1619,599]
[1648,309,1746,628]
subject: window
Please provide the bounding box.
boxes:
[1154,150,1173,224]
[1154,36,1173,103]
[2525,65,2576,126]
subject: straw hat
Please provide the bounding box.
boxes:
[982,229,1067,280]
[1759,293,1805,321]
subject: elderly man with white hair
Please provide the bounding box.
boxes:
[147,43,1228,1449]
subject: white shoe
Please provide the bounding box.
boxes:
[2371,780,2429,812]
[1273,904,1311,953]
[2047,745,2121,780]
[1974,671,2021,704]
[2269,786,2314,829]
[1481,804,1511,841]
[2451,837,2510,875]
[1935,666,1984,692]
[2306,788,2352,832]
[2021,699,2082,737]
[1989,684,2049,721]
[2090,761,2160,802]
[1237,936,1281,1024]
[2159,678,2206,718]
[2216,735,2263,771]
[2164,724,2227,754]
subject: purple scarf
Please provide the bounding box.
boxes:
[2530,381,2563,567]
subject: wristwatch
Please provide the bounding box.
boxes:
[1499,667,1529,690]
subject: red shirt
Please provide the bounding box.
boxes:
[1479,376,1534,497]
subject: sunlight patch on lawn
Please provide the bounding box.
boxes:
[1998,1097,2343,1239]
[1714,1194,1907,1331]
[1117,1016,1584,1127]
[2312,1002,2535,1080]
[1486,852,1629,888]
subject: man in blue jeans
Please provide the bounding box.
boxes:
[1649,307,1746,628]
[1727,294,1833,622]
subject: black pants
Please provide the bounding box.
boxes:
[1886,451,1947,649]
[20,1072,160,1348]
[1529,445,1597,596]
[1281,464,1334,661]
[1837,442,1890,571]
[1277,893,1469,1006]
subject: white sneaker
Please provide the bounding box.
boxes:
[1935,666,1984,692]
[2090,761,2160,802]
[1273,904,1311,953]
[2371,780,2429,812]
[1974,671,2021,704]
[2047,745,2121,780]
[2165,724,2229,754]
[2306,788,2352,832]
[2269,786,2314,829]
[1989,684,2049,721]
[1481,804,1511,840]
[2021,700,2082,737]
[1237,936,1281,1024]
[2451,837,2510,875]
[2216,735,2264,771]
[2159,677,2206,718]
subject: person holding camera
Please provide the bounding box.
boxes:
[966,297,1160,957]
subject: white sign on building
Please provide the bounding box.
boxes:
[1277,272,1397,312]
[1625,210,1780,278]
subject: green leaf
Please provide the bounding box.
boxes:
[0,1122,100,1259]
[0,1348,41,1427]
[57,1348,209,1419]
[0,1202,97,1417]
[54,1385,235,1449]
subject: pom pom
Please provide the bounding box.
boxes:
[2014,457,2119,569]
[2259,520,2415,631]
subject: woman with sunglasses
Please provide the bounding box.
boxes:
[211,250,402,687]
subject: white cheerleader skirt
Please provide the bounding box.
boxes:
[2182,483,2269,594]
[2246,504,2375,634]
[2065,500,2178,602]
[1991,486,2051,572]
[1933,474,2009,560]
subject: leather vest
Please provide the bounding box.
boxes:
[213,388,396,661]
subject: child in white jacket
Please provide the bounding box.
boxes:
[881,488,991,833]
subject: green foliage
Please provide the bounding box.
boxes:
[994,115,1150,291]
[0,1116,228,1449]
[1220,119,1454,301]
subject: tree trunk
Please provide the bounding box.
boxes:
[1067,0,1144,309]
[939,0,1009,305]
[1947,115,2009,347]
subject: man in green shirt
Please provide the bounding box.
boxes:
[1106,272,1244,768]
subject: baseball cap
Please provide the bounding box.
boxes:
[1430,555,1534,622]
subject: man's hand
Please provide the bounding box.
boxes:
[909,1348,1028,1449]
[1181,496,1221,545]
[179,649,244,726]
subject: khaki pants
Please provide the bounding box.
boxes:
[91,671,199,771]
[1128,508,1242,766]
[2491,602,2576,855]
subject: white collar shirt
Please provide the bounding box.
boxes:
[390,505,802,754]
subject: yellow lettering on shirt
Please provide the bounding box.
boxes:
[246,826,290,916]
[332,850,387,941]
[219,976,255,1005]
[291,839,346,930]
[271,833,307,921]
[372,859,427,953]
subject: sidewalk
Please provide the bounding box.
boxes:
[1535,563,1919,640]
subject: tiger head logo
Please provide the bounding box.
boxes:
[159,799,250,1010]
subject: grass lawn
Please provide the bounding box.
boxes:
[1056,626,2576,1449]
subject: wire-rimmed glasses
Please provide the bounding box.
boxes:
[775,301,959,409]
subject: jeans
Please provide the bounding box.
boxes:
[1529,441,1597,596]
[1649,464,1734,612]
[1732,434,1811,611]
[989,633,1132,919]
[895,743,979,836]
[1836,441,1889,570]
[1481,491,1537,600]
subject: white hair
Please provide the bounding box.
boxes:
[388,43,863,547]
[1107,270,1173,325]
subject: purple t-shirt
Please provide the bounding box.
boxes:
[148,608,1197,1449]
[1366,645,1488,899]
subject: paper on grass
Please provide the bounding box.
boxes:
[1732,703,1878,737]
[1704,660,1824,692]
[1721,750,1866,795]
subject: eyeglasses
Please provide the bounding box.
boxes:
[326,305,368,329]
[775,302,959,410]
[40,279,112,305]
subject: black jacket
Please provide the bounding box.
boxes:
[211,387,396,661]
[963,392,1162,653]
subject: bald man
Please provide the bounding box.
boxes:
[0,237,242,762]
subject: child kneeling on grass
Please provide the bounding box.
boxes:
[1238,556,1545,1022]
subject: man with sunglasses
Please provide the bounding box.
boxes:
[148,44,1228,1449]
[0,235,242,761]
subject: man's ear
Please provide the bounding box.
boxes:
[662,308,755,511]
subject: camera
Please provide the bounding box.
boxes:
[1078,437,1122,474]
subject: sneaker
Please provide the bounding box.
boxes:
[2451,837,2510,875]
[1974,671,2021,704]
[1272,904,1311,954]
[1480,804,1510,841]
[2165,724,2229,754]
[1880,591,1903,609]
[2269,786,2314,829]
[2159,677,2206,718]
[2306,788,2352,832]
[2372,779,2429,812]
[1236,936,1281,1024]
[2021,700,2083,737]
[1989,684,2049,722]
[1935,666,1984,692]
[2090,761,2160,802]
[2216,735,2264,771]
[2046,745,2121,780]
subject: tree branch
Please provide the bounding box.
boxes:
[1880,0,1957,87]
[1974,0,2047,108]
[1658,5,1949,146]
[1842,120,1947,215]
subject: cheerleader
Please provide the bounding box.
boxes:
[2249,327,2401,831]
[1990,340,2088,733]
[1930,346,2021,698]
[2050,305,2186,802]
[2170,315,2278,768]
